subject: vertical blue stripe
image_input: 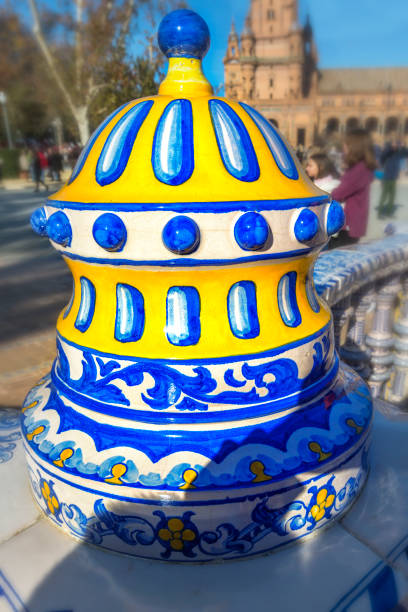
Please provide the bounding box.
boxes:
[115,284,145,342]
[240,103,299,180]
[75,277,96,332]
[306,275,320,313]
[68,103,129,184]
[63,282,75,319]
[277,272,302,327]
[152,99,194,185]
[96,100,154,186]
[228,281,260,339]
[166,287,200,346]
[209,100,260,182]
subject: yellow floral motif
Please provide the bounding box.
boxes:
[22,400,38,414]
[179,468,198,490]
[310,488,335,522]
[41,480,60,516]
[158,518,196,551]
[250,460,272,483]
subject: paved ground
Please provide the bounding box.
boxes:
[0,185,71,409]
[366,177,408,239]
[1,179,407,409]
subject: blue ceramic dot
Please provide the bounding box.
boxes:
[158,9,210,59]
[162,215,200,255]
[30,207,47,236]
[234,212,270,251]
[294,209,319,243]
[327,200,345,235]
[93,213,127,252]
[47,211,72,247]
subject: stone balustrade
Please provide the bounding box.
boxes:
[314,231,408,407]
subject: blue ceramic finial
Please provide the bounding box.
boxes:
[158,9,210,59]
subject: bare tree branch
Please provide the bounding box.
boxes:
[117,0,136,54]
[75,0,84,95]
[27,0,77,120]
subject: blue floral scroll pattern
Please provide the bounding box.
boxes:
[55,335,332,411]
[29,454,366,560]
[0,409,21,464]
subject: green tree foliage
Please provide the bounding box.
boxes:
[0,0,186,144]
[0,10,49,143]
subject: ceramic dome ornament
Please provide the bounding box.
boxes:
[23,9,372,562]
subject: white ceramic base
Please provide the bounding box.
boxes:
[1,403,408,610]
[20,361,372,562]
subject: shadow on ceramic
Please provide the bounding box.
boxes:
[20,503,406,612]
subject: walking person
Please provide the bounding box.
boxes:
[49,146,63,181]
[377,133,408,218]
[33,148,48,192]
[329,128,377,249]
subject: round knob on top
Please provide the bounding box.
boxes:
[158,9,210,59]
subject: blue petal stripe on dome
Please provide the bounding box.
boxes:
[75,277,96,333]
[68,102,129,184]
[152,99,194,185]
[227,281,260,339]
[115,284,145,342]
[166,287,200,346]
[306,275,320,313]
[96,100,154,186]
[240,103,299,180]
[209,100,260,182]
[277,272,302,327]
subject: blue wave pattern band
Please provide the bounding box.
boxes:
[166,287,201,346]
[68,102,129,184]
[115,284,145,342]
[227,281,260,339]
[96,100,154,186]
[52,332,336,424]
[23,368,370,489]
[209,100,260,182]
[240,103,299,180]
[74,277,96,333]
[278,272,302,327]
[152,99,194,185]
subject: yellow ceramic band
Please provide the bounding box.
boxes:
[57,256,330,360]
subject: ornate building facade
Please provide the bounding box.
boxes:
[224,0,408,148]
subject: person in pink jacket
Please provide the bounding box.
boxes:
[330,129,377,249]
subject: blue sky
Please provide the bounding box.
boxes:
[15,0,408,91]
[187,0,408,90]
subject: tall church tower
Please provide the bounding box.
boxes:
[224,0,318,145]
[249,0,304,101]
[224,21,242,99]
[240,16,256,100]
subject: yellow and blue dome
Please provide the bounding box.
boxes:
[30,10,345,269]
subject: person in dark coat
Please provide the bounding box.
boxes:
[49,146,63,181]
[377,134,408,218]
[330,128,377,249]
[33,148,48,192]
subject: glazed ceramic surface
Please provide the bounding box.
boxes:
[23,9,372,561]
[4,404,408,610]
